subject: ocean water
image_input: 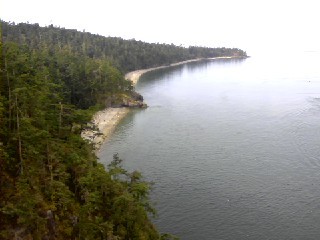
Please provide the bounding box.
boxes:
[98,51,320,240]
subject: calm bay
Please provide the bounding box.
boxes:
[98,51,320,239]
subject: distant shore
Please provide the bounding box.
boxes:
[125,56,238,86]
[125,58,202,85]
[82,56,242,150]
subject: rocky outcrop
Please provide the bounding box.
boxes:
[121,91,147,108]
[105,91,147,108]
[81,91,147,150]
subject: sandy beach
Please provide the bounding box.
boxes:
[81,108,130,150]
[124,56,237,85]
[82,56,238,150]
[125,58,203,85]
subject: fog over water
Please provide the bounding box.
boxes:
[99,50,320,239]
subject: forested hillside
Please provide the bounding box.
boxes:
[1,21,247,72]
[0,34,164,240]
[0,20,245,239]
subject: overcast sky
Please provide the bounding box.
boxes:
[1,0,320,56]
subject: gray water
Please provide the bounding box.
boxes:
[98,51,320,240]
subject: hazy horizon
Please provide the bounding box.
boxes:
[2,0,320,56]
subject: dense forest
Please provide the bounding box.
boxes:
[1,21,247,73]
[0,20,246,239]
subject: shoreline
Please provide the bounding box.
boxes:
[125,58,202,85]
[82,56,243,150]
[125,56,240,86]
[81,108,130,151]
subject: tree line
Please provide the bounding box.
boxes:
[2,21,247,73]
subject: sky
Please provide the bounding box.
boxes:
[1,0,320,56]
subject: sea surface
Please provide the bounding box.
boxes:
[98,51,320,240]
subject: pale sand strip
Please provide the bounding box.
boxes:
[125,56,236,85]
[81,108,130,150]
[83,56,238,150]
[125,58,202,85]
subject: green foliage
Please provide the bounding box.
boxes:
[1,20,247,73]
[0,19,247,239]
[0,39,160,239]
